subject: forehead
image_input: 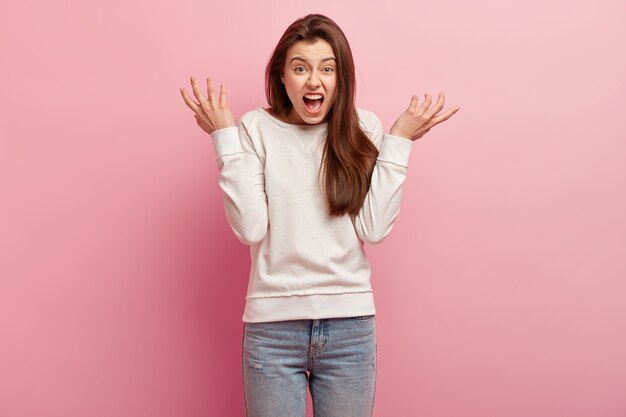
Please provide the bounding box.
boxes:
[286,39,335,61]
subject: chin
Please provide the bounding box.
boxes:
[303,116,326,125]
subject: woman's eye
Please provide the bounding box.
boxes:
[323,67,335,73]
[294,66,306,73]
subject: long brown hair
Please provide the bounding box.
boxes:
[265,14,379,217]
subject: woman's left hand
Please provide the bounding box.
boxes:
[390,93,460,141]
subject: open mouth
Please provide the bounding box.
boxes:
[303,93,324,113]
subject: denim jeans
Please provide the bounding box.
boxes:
[242,316,377,417]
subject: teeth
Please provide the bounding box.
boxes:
[304,94,323,100]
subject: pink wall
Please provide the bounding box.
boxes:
[1,0,625,416]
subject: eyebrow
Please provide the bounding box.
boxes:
[289,56,337,64]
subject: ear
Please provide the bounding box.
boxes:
[280,71,284,84]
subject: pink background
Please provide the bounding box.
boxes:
[1,0,625,416]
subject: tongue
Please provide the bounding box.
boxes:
[304,97,323,112]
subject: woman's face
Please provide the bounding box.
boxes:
[281,38,338,125]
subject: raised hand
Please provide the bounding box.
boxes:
[390,93,460,141]
[180,76,236,135]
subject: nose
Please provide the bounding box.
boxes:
[307,71,321,87]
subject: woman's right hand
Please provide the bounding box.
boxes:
[180,76,236,135]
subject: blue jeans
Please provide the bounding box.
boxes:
[242,316,377,417]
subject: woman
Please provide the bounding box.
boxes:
[180,13,459,417]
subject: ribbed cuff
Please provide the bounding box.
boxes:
[210,126,241,157]
[378,134,413,167]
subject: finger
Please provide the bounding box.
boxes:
[408,95,419,112]
[207,77,217,107]
[195,114,211,130]
[195,114,205,125]
[219,84,227,108]
[424,92,446,118]
[419,93,433,112]
[190,76,207,105]
[425,105,460,127]
[180,87,202,114]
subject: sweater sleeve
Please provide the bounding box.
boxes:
[352,116,414,244]
[210,122,269,245]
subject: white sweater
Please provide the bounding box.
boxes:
[210,107,413,322]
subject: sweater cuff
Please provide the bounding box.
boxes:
[211,127,242,157]
[378,134,413,167]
